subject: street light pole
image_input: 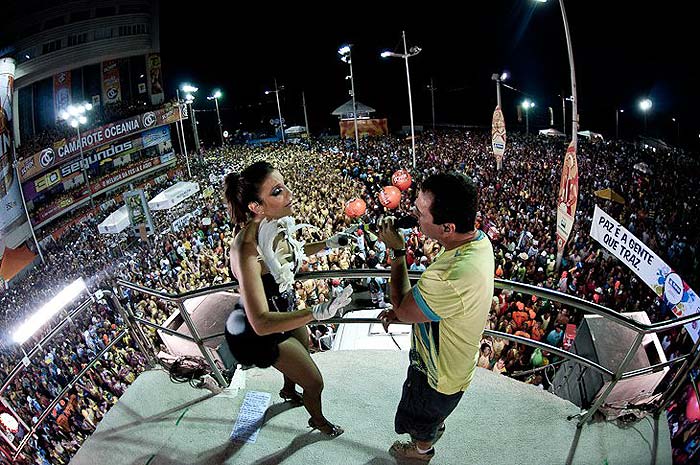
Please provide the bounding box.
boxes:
[522,100,534,135]
[274,79,285,144]
[339,45,359,157]
[427,78,436,131]
[61,103,94,208]
[616,109,624,139]
[672,117,679,143]
[175,88,191,178]
[207,90,224,147]
[76,124,95,209]
[639,98,652,135]
[302,91,311,140]
[402,31,417,169]
[381,34,422,168]
[561,95,566,136]
[558,0,578,147]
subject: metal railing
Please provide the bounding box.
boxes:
[110,271,700,429]
[9,270,693,463]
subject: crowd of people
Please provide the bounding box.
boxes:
[15,100,166,161]
[0,128,698,463]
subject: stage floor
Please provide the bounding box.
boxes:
[70,350,671,465]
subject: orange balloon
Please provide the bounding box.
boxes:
[345,198,367,218]
[378,186,401,209]
[392,170,412,191]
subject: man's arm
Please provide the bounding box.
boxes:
[378,217,432,328]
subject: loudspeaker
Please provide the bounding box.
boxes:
[158,291,239,376]
[550,312,668,410]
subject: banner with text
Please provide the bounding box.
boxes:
[590,205,699,342]
[53,71,71,122]
[30,156,173,225]
[555,141,579,261]
[18,107,181,182]
[146,54,164,105]
[101,60,122,104]
[0,58,24,234]
[1,58,16,199]
[339,118,388,138]
[491,105,506,170]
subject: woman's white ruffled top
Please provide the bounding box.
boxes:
[256,216,316,294]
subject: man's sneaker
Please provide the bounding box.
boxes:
[389,440,435,462]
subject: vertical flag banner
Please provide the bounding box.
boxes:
[491,105,506,171]
[101,60,122,104]
[590,205,699,342]
[555,141,578,264]
[53,71,72,122]
[124,189,154,236]
[146,54,164,105]
[0,58,16,196]
[0,58,23,233]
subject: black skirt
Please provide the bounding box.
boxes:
[224,274,296,368]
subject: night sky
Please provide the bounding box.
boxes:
[3,2,697,149]
[158,2,698,149]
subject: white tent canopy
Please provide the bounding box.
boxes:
[148,181,200,211]
[284,126,307,135]
[98,205,130,234]
[539,128,566,137]
[578,130,604,141]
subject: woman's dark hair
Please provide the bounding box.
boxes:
[223,161,276,224]
[419,172,477,233]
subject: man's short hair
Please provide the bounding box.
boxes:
[419,172,478,233]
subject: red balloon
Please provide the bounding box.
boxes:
[378,186,401,209]
[344,198,367,218]
[686,386,700,422]
[392,170,412,191]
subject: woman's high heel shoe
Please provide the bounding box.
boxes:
[308,418,344,437]
[279,389,303,404]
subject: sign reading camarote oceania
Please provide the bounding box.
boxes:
[590,205,699,342]
[18,106,182,182]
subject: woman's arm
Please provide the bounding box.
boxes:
[235,241,314,336]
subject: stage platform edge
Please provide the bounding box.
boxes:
[69,350,671,465]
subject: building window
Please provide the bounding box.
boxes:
[67,33,88,47]
[41,39,62,55]
[119,4,150,14]
[94,28,113,40]
[118,24,148,37]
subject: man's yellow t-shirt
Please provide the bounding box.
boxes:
[411,230,495,395]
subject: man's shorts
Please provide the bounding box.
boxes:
[395,366,464,442]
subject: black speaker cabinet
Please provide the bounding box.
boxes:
[550,312,668,410]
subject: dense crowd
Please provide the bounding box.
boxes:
[1,129,699,464]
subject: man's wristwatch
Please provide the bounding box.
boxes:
[389,248,406,260]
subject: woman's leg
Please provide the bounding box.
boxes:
[273,337,336,429]
[280,327,311,397]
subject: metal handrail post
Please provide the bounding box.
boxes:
[577,332,644,427]
[174,299,228,388]
[105,288,158,366]
[657,336,700,412]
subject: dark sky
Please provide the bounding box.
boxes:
[160,2,699,148]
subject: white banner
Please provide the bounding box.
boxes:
[491,105,506,170]
[590,205,699,342]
